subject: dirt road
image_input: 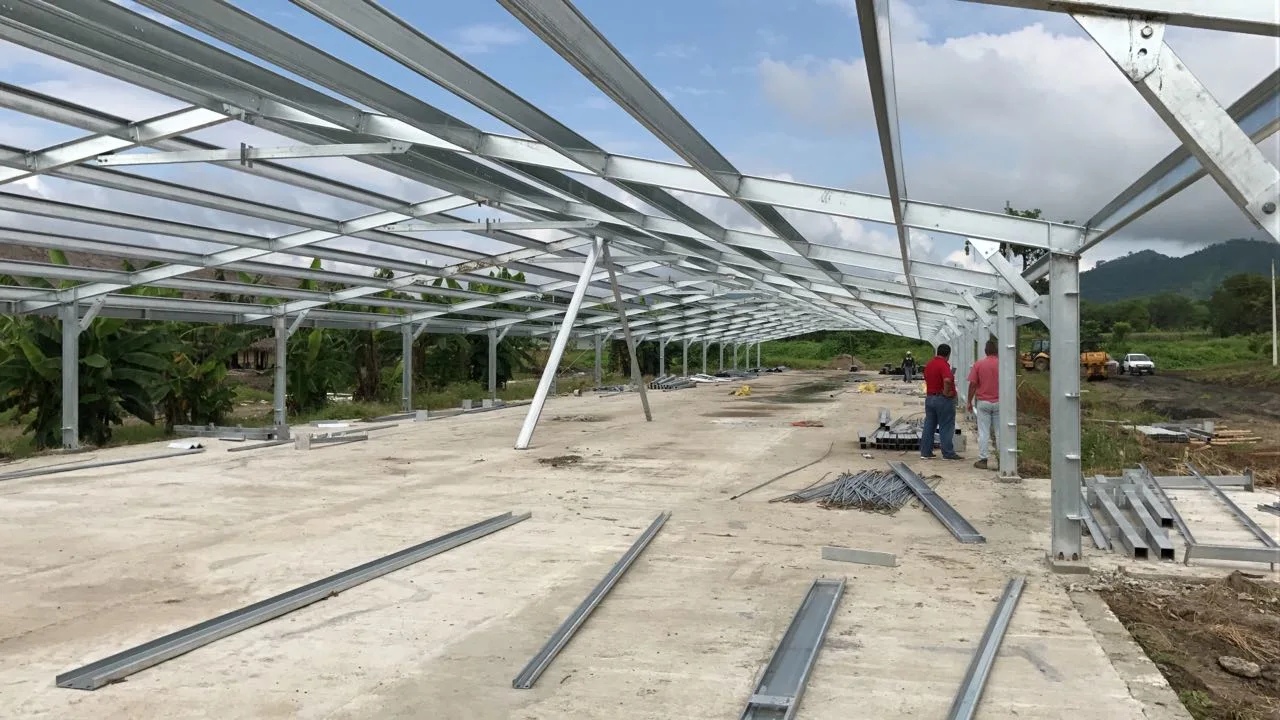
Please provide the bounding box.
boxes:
[1107,371,1280,423]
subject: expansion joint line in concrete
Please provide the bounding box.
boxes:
[55,511,531,690]
[946,576,1026,720]
[512,511,669,689]
[739,577,845,720]
[887,461,985,544]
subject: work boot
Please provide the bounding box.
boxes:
[973,458,988,469]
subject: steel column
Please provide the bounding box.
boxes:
[996,291,1019,479]
[659,337,667,376]
[756,341,761,369]
[593,333,603,385]
[515,241,600,450]
[401,323,413,413]
[1049,253,1083,561]
[601,240,652,421]
[719,343,724,372]
[682,339,688,376]
[58,303,79,450]
[702,339,708,374]
[489,327,499,400]
[272,315,287,431]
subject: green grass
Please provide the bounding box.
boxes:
[1015,372,1169,478]
[0,418,171,461]
[760,338,934,370]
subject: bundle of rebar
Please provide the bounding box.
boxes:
[771,469,915,513]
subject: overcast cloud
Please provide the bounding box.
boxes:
[757,2,1280,267]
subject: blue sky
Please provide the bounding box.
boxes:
[1,0,1276,275]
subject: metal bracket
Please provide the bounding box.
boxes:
[1081,15,1165,82]
[285,309,310,337]
[78,297,106,331]
[240,142,253,168]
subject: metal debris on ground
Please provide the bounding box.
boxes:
[647,375,695,390]
[1259,501,1280,518]
[771,469,917,514]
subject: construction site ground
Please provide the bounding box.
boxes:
[1,370,1276,719]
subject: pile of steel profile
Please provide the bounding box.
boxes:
[770,469,915,514]
[859,410,928,451]
[647,374,695,390]
[1084,464,1277,566]
[55,511,530,690]
[174,424,283,441]
[738,577,844,720]
[513,512,668,689]
[294,422,398,450]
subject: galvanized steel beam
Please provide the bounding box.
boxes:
[55,512,530,690]
[513,512,668,689]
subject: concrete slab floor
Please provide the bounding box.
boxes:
[0,371,1190,718]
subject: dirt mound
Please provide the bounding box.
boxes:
[1101,571,1280,718]
[828,354,865,371]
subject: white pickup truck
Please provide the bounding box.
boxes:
[1120,353,1155,376]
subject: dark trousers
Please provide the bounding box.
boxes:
[921,394,957,457]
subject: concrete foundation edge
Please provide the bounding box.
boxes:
[1068,591,1194,720]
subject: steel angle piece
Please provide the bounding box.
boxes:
[946,576,1026,720]
[888,461,985,543]
[741,577,845,720]
[56,511,530,690]
[512,511,669,689]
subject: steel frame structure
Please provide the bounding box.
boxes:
[0,0,1274,561]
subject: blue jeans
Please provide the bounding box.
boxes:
[921,394,957,457]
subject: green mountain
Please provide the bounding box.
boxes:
[1080,239,1280,303]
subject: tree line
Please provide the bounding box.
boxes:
[0,253,539,449]
[1082,272,1276,341]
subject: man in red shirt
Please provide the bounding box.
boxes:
[966,339,1000,470]
[920,343,961,460]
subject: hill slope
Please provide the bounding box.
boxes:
[1081,239,1280,302]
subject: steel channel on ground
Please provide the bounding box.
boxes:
[740,577,846,720]
[946,576,1026,720]
[1186,462,1277,569]
[1187,462,1278,550]
[56,511,531,690]
[1139,465,1196,547]
[888,461,985,543]
[512,511,669,689]
[1260,503,1280,518]
[226,438,292,453]
[1078,489,1110,550]
[0,448,205,483]
[1122,488,1175,560]
[1086,478,1147,560]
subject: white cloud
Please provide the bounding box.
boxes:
[453,24,527,54]
[756,13,1279,257]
